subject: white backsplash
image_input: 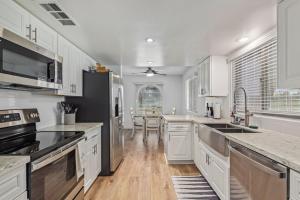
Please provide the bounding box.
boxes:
[0,89,64,129]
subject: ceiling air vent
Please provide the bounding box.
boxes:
[40,3,76,26]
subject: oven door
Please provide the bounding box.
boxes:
[0,27,62,89]
[30,147,81,200]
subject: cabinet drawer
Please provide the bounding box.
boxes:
[0,166,26,200]
[168,123,191,132]
[85,127,101,140]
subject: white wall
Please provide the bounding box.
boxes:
[123,75,183,129]
[0,90,64,129]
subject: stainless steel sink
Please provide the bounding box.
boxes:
[216,128,258,133]
[203,123,236,129]
[198,123,259,157]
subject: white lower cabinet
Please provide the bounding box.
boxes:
[290,170,300,200]
[197,139,229,200]
[193,124,200,169]
[0,165,27,200]
[84,127,102,193]
[14,192,27,200]
[165,122,192,162]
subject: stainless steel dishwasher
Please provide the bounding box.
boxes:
[229,142,288,200]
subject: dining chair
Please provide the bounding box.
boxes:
[144,115,161,142]
[130,111,144,138]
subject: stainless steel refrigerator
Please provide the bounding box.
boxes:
[66,71,124,175]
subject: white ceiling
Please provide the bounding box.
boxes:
[16,0,277,75]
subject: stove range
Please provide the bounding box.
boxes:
[0,109,85,200]
[0,109,84,160]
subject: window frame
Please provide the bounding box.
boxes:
[230,32,300,118]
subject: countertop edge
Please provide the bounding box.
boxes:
[0,156,30,177]
[40,122,103,132]
[225,134,300,172]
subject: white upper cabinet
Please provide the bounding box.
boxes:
[198,56,228,97]
[0,0,96,96]
[278,0,300,88]
[57,35,71,95]
[0,0,57,52]
[57,35,83,96]
[0,0,30,38]
[30,16,57,52]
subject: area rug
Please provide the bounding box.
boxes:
[171,175,220,200]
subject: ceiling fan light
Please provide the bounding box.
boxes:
[146,73,154,77]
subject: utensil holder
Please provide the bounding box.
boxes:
[64,113,76,125]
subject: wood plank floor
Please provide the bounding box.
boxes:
[84,130,199,200]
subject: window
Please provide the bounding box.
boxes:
[186,76,198,113]
[137,85,162,111]
[232,37,300,115]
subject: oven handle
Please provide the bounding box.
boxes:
[229,146,287,179]
[31,137,84,172]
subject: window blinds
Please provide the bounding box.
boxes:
[232,37,300,114]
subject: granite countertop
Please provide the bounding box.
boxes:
[40,122,103,132]
[225,130,300,172]
[163,115,300,172]
[162,115,229,124]
[0,156,30,177]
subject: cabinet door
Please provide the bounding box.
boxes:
[164,123,168,155]
[198,144,209,178]
[57,35,71,95]
[203,58,211,96]
[198,57,210,96]
[278,0,300,88]
[69,45,81,96]
[84,140,93,192]
[30,16,57,52]
[0,165,26,200]
[210,155,229,200]
[95,134,102,174]
[0,0,30,39]
[168,132,191,160]
[290,170,300,200]
[193,126,200,169]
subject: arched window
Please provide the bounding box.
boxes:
[137,85,162,111]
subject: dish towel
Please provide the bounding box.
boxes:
[76,139,85,180]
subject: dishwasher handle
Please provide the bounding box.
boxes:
[229,146,287,179]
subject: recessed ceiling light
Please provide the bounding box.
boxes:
[238,37,249,43]
[145,38,154,43]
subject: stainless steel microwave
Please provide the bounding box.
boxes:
[0,26,62,90]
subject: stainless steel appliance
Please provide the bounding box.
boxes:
[66,71,124,175]
[0,26,62,90]
[198,123,259,157]
[0,109,84,200]
[229,141,288,200]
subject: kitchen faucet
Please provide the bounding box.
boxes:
[232,87,252,127]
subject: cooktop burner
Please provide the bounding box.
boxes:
[11,131,83,157]
[0,109,84,161]
[2,131,84,161]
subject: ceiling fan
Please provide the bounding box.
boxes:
[141,67,167,77]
